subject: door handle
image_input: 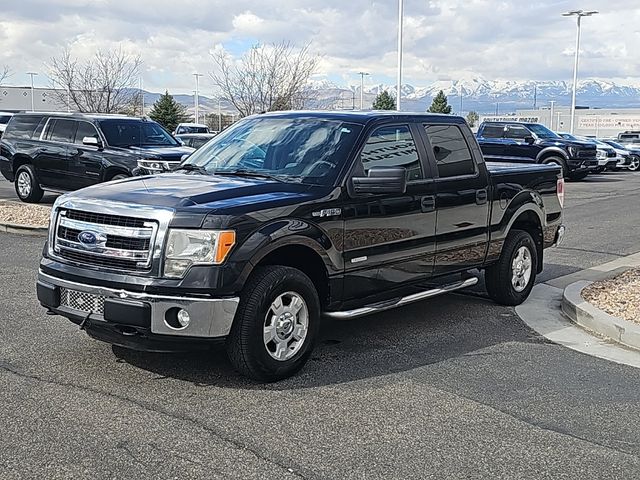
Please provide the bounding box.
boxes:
[476,189,488,205]
[421,195,435,213]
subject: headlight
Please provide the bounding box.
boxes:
[596,149,606,158]
[567,146,578,157]
[137,159,170,172]
[163,229,236,278]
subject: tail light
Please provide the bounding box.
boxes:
[557,178,565,208]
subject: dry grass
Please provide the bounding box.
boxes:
[0,201,51,227]
[582,269,640,324]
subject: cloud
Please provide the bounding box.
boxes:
[0,0,638,93]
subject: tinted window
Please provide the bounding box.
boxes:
[3,115,44,139]
[505,125,531,139]
[178,125,208,134]
[0,115,12,124]
[360,125,422,181]
[99,120,179,147]
[46,119,77,143]
[425,124,476,178]
[481,124,505,138]
[74,121,99,145]
[526,124,559,139]
[191,137,210,149]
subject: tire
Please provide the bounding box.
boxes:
[485,229,538,306]
[569,170,589,181]
[542,156,569,179]
[628,155,640,172]
[109,173,129,181]
[226,266,321,382]
[14,164,44,203]
[592,166,605,174]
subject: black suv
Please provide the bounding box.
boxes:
[476,121,597,180]
[0,113,194,202]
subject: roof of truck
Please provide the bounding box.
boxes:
[253,110,467,125]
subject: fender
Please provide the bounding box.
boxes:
[536,146,568,162]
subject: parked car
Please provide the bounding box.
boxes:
[36,111,565,381]
[557,133,617,173]
[601,139,640,172]
[0,111,14,137]
[173,123,210,135]
[618,131,640,144]
[0,113,194,203]
[476,121,597,180]
[176,133,216,150]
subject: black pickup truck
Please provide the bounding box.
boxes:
[476,121,597,180]
[36,112,565,381]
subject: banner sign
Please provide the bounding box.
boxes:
[578,116,640,130]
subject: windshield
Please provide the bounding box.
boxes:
[184,116,363,186]
[0,115,12,124]
[605,140,626,149]
[99,119,179,148]
[527,124,560,139]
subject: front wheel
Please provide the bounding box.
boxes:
[628,155,640,172]
[485,230,538,306]
[226,266,320,382]
[542,156,569,179]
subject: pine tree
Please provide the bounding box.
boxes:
[466,111,479,127]
[148,90,189,131]
[372,90,396,110]
[427,90,452,114]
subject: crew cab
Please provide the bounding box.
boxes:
[0,113,194,203]
[476,121,597,180]
[36,112,565,381]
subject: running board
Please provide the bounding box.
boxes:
[323,277,479,320]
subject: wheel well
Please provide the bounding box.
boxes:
[538,151,566,163]
[256,245,330,307]
[105,167,129,181]
[511,211,544,273]
[12,154,33,173]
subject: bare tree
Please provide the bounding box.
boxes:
[211,42,319,117]
[49,48,142,113]
[0,65,11,86]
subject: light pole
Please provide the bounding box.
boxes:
[549,100,556,130]
[26,72,38,112]
[193,73,203,123]
[396,0,404,111]
[217,97,225,132]
[358,71,370,110]
[562,9,598,134]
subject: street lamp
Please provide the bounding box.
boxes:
[396,0,404,111]
[193,73,203,123]
[26,72,38,112]
[358,71,370,110]
[562,9,598,134]
[217,96,227,132]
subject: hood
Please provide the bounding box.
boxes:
[544,138,595,149]
[113,145,195,160]
[67,173,327,213]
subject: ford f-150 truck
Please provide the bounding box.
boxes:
[36,112,565,381]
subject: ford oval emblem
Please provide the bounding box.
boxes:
[78,231,98,245]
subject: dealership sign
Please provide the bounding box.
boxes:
[578,116,640,130]
[480,116,541,123]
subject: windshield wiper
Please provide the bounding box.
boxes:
[174,163,209,175]
[214,169,289,183]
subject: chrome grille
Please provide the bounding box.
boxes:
[53,209,158,272]
[60,287,105,315]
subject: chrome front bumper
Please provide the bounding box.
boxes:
[37,271,239,338]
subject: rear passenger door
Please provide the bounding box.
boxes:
[422,122,490,275]
[37,118,76,189]
[68,120,105,189]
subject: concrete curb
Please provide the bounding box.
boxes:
[0,222,48,236]
[562,280,640,352]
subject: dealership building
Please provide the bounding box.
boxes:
[0,85,71,112]
[479,107,640,138]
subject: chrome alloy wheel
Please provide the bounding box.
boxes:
[17,171,32,198]
[263,291,309,361]
[629,156,640,172]
[511,246,532,293]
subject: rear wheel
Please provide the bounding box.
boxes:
[226,266,320,382]
[485,230,538,306]
[628,155,640,172]
[14,165,44,203]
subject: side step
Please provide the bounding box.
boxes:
[323,277,479,320]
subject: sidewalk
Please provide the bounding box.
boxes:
[516,252,640,369]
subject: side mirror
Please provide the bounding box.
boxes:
[82,136,102,148]
[351,166,407,195]
[524,136,535,144]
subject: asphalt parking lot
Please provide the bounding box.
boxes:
[1,172,640,479]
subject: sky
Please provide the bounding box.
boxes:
[1,0,639,95]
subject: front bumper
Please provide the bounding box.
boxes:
[567,157,597,171]
[37,271,239,352]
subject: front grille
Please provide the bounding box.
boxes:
[578,149,596,159]
[60,287,105,315]
[607,151,616,158]
[53,209,157,272]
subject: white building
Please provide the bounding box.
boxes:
[0,85,72,112]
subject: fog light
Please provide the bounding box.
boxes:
[177,309,190,328]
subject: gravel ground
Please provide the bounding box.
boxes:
[0,201,51,227]
[583,268,640,323]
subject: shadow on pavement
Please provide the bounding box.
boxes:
[112,293,546,391]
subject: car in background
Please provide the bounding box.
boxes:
[618,131,640,145]
[173,123,210,135]
[175,133,216,150]
[0,111,14,137]
[0,113,194,203]
[601,139,640,172]
[476,121,597,180]
[558,133,618,173]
